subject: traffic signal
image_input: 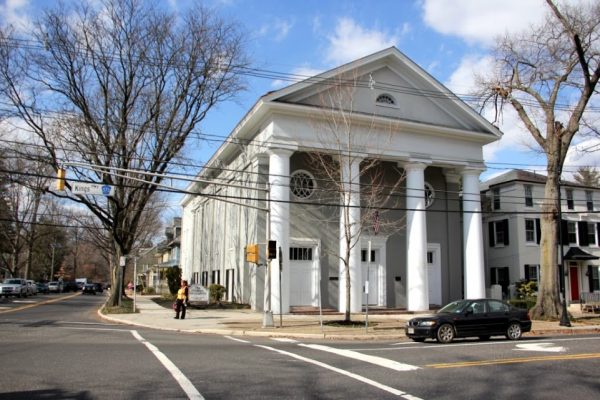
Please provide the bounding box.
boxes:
[56,168,66,191]
[268,240,276,260]
[245,244,259,264]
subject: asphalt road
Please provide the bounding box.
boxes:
[1,293,599,399]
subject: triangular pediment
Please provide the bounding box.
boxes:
[265,47,501,138]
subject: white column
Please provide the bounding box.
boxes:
[339,156,362,313]
[269,148,293,314]
[405,162,429,311]
[462,169,486,299]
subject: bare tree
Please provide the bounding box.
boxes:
[573,166,600,186]
[478,0,600,320]
[307,74,405,322]
[0,0,248,306]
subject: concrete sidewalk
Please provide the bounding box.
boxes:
[99,295,600,340]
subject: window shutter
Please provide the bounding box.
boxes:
[588,266,594,293]
[561,220,569,245]
[489,222,495,247]
[524,264,530,281]
[578,221,589,246]
[536,219,541,244]
[502,219,510,245]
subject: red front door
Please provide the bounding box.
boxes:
[570,267,580,301]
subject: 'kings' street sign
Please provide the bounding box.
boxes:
[71,182,115,197]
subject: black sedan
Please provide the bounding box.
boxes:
[82,283,96,295]
[405,298,532,343]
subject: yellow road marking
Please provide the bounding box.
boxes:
[426,353,600,369]
[0,292,81,314]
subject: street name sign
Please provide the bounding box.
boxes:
[71,182,115,196]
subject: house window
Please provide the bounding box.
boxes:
[201,271,209,287]
[524,185,533,207]
[376,93,396,105]
[524,264,540,281]
[491,267,510,294]
[588,222,597,246]
[525,219,536,243]
[361,250,375,263]
[289,247,313,261]
[211,270,221,285]
[566,189,574,210]
[586,191,594,211]
[493,188,501,210]
[590,266,600,291]
[427,251,434,264]
[290,170,316,200]
[489,219,509,247]
[424,182,435,208]
[567,221,577,244]
[192,272,199,285]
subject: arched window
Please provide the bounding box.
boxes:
[290,170,316,200]
[424,182,435,208]
[376,93,396,105]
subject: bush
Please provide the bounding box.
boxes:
[165,266,182,295]
[209,284,226,303]
[143,287,155,295]
[516,279,538,299]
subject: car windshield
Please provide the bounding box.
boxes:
[3,279,21,284]
[438,300,470,314]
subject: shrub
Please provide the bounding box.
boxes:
[165,266,182,295]
[143,287,156,295]
[516,279,538,299]
[209,284,226,303]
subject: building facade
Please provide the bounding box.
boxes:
[481,170,600,302]
[180,48,502,313]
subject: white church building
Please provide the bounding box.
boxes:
[179,47,502,314]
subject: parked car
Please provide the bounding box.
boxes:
[82,283,96,295]
[405,298,532,343]
[36,282,50,294]
[0,278,28,298]
[93,283,103,293]
[26,280,38,296]
[48,281,63,293]
[63,280,78,292]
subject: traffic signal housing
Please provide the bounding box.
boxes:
[56,168,66,191]
[268,240,276,260]
[245,244,259,264]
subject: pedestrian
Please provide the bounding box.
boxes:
[174,280,189,320]
[127,281,133,295]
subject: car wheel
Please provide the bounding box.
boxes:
[436,323,455,343]
[506,322,522,340]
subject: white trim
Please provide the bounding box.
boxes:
[361,235,388,307]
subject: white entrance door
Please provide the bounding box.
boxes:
[290,260,314,306]
[362,249,379,305]
[427,244,442,306]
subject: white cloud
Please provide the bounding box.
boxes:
[422,0,547,46]
[258,17,294,42]
[0,0,32,31]
[564,137,600,180]
[271,65,324,89]
[325,17,398,65]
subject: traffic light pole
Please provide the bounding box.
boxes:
[263,189,274,328]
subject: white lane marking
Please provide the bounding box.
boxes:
[131,330,204,400]
[514,343,567,353]
[224,335,251,343]
[300,343,420,371]
[58,327,133,332]
[272,338,298,343]
[256,345,422,399]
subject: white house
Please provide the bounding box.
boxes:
[481,169,600,302]
[180,47,502,314]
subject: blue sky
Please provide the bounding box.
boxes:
[2,0,598,185]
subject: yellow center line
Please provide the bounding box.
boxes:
[426,353,600,369]
[0,292,81,314]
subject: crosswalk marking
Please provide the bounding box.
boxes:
[299,343,420,371]
[271,338,298,343]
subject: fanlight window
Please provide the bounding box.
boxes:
[290,170,316,199]
[424,182,435,208]
[376,94,396,105]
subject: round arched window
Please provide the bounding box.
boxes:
[290,170,316,199]
[424,182,435,208]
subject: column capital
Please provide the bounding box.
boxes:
[399,160,430,172]
[460,166,485,178]
[266,147,296,158]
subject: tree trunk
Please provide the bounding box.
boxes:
[530,169,563,320]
